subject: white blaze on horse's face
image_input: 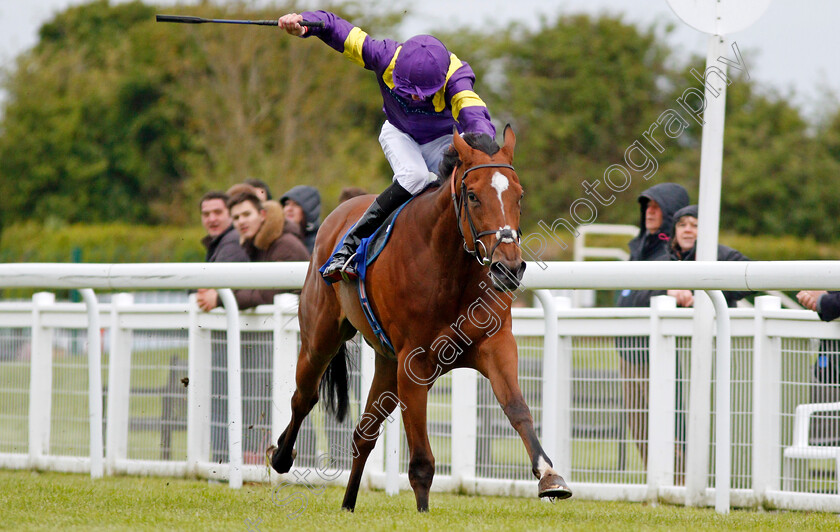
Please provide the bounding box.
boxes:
[491,172,509,218]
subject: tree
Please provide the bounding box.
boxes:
[0,1,398,226]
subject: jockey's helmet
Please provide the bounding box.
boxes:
[393,35,450,99]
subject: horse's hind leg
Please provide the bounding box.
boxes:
[270,291,355,474]
[340,355,399,512]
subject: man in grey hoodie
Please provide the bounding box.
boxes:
[280,185,322,253]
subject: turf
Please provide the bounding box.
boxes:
[0,470,838,531]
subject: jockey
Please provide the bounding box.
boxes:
[278,10,496,283]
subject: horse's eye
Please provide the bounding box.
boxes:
[467,191,479,203]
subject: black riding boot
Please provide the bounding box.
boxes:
[322,181,413,283]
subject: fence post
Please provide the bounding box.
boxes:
[647,295,677,498]
[106,293,134,475]
[686,291,715,505]
[272,294,298,445]
[752,295,782,503]
[28,292,55,468]
[451,367,477,489]
[535,291,570,475]
[79,289,104,479]
[187,293,212,473]
[706,290,731,514]
[217,289,242,489]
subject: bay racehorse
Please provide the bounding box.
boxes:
[267,126,572,511]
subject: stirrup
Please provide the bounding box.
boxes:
[323,252,359,283]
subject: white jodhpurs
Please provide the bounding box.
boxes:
[378,121,453,195]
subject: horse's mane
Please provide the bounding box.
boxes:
[437,132,501,181]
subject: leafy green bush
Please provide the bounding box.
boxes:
[0,221,205,263]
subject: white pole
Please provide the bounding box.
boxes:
[217,289,243,489]
[79,289,104,479]
[706,290,731,514]
[686,33,729,506]
[4,261,840,290]
[534,290,559,467]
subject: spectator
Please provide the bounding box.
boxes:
[797,291,840,322]
[279,185,322,254]
[278,11,496,283]
[615,183,689,472]
[199,191,249,264]
[338,187,368,204]
[197,191,310,311]
[245,178,273,201]
[196,190,249,463]
[666,205,752,308]
[797,290,840,391]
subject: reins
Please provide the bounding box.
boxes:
[450,163,521,265]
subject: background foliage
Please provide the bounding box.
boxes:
[1,0,839,262]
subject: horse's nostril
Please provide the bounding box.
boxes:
[490,261,525,288]
[516,261,527,280]
[490,262,508,277]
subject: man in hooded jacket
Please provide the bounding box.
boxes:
[615,182,689,471]
[280,185,322,254]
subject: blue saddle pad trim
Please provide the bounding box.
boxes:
[355,196,419,356]
[317,194,420,357]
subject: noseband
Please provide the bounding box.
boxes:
[450,163,522,265]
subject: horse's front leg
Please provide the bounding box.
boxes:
[397,354,435,512]
[476,332,572,500]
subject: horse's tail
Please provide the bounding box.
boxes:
[319,343,350,423]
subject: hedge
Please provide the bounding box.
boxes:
[0,222,206,264]
[2,222,838,265]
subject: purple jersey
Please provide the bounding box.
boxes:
[301,11,496,144]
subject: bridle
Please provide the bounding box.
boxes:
[450,163,522,266]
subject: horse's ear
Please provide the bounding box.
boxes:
[500,124,516,162]
[452,127,473,164]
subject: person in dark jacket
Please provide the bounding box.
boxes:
[615,182,689,472]
[666,204,752,308]
[617,183,691,308]
[280,185,322,254]
[199,191,249,264]
[797,291,840,322]
[797,290,840,388]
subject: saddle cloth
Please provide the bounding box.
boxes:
[320,195,419,357]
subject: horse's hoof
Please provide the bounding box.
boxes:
[267,445,296,474]
[538,473,573,501]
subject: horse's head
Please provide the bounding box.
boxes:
[451,125,526,292]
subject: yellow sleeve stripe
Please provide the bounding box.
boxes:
[450,90,487,121]
[382,46,401,89]
[342,27,368,67]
